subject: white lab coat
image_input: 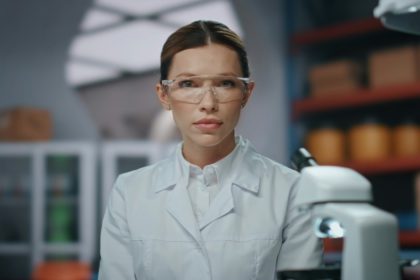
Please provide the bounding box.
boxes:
[99,137,322,280]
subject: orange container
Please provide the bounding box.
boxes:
[305,127,346,164]
[393,123,420,157]
[348,122,391,162]
[32,261,91,280]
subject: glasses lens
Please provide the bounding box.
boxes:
[167,76,247,103]
[212,77,245,102]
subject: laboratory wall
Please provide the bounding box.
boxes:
[0,0,98,140]
[78,72,163,140]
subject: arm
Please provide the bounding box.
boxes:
[98,176,135,280]
[276,178,323,271]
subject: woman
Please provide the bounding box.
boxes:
[99,20,322,280]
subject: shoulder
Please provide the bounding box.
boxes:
[239,137,299,184]
[259,153,299,182]
[113,156,173,194]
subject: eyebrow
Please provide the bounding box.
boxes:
[174,72,196,78]
[173,72,241,78]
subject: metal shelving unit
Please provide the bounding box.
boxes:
[285,2,420,254]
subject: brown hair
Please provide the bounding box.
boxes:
[160,20,250,81]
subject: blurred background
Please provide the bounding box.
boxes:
[0,0,420,279]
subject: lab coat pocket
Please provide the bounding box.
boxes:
[130,238,152,279]
[206,240,258,280]
[206,237,281,280]
[131,238,209,280]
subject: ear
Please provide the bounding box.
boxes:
[156,83,171,110]
[241,81,255,108]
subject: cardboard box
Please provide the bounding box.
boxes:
[309,60,362,84]
[368,45,420,88]
[311,77,361,98]
[0,107,52,141]
[308,60,363,98]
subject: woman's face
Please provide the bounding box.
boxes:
[156,43,253,151]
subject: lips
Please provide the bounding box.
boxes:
[194,118,222,125]
[193,118,223,130]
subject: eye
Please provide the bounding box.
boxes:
[219,79,237,88]
[177,79,198,88]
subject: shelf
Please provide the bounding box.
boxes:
[0,197,30,207]
[293,82,420,120]
[0,243,30,255]
[43,243,80,255]
[288,5,420,254]
[291,18,385,49]
[340,156,420,176]
[47,196,78,205]
[400,231,420,247]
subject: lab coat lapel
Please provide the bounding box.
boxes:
[198,182,234,230]
[153,146,203,245]
[198,137,264,230]
[166,172,202,244]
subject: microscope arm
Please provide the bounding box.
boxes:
[313,203,400,280]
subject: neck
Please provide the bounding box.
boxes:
[182,134,236,169]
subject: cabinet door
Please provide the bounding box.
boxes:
[43,153,80,260]
[0,143,96,278]
[0,149,33,279]
[38,143,96,264]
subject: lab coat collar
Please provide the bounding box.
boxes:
[229,136,264,194]
[152,136,265,195]
[152,142,184,193]
[178,136,240,188]
[152,136,265,237]
[194,136,266,230]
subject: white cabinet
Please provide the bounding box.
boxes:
[0,142,96,279]
[100,141,176,216]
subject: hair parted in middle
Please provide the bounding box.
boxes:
[159,20,250,81]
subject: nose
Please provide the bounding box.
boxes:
[199,87,218,112]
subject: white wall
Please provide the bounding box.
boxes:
[78,73,163,139]
[0,0,98,140]
[232,0,290,163]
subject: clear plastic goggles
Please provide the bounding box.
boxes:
[161,75,251,104]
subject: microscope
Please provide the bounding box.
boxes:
[278,148,401,280]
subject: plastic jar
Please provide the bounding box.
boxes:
[348,120,391,162]
[392,122,420,157]
[305,126,346,164]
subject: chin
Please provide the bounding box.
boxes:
[189,133,232,148]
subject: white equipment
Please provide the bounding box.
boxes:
[278,148,401,280]
[374,0,420,35]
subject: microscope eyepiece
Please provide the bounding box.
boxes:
[291,147,318,171]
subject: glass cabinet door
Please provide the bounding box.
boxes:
[0,154,33,279]
[116,156,149,175]
[0,143,96,279]
[44,154,80,260]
